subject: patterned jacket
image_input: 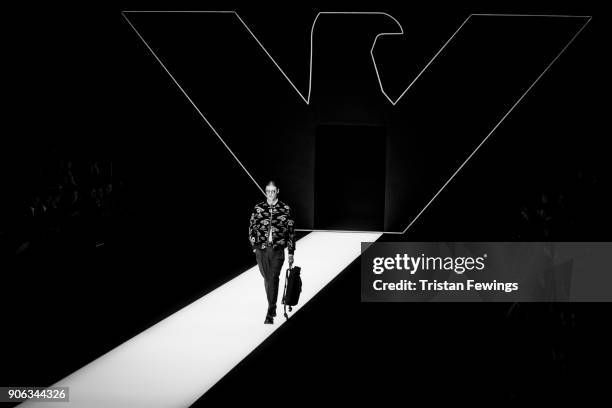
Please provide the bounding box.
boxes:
[249,199,296,254]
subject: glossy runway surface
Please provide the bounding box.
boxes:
[19,231,381,407]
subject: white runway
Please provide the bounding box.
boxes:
[19,231,381,407]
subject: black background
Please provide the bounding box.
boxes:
[314,124,386,230]
[1,1,610,405]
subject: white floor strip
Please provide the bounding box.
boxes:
[20,231,381,408]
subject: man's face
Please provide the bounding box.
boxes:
[265,185,278,201]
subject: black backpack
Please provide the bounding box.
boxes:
[282,265,302,318]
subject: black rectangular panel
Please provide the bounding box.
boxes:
[314,124,386,230]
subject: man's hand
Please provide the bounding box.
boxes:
[288,254,294,266]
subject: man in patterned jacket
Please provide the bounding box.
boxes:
[249,180,296,324]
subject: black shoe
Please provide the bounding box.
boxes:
[264,316,274,324]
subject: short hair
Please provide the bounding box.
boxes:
[265,180,278,190]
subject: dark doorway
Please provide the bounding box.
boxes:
[314,124,386,230]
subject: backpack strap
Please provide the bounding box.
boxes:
[283,266,290,319]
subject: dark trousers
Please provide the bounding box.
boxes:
[255,246,285,315]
